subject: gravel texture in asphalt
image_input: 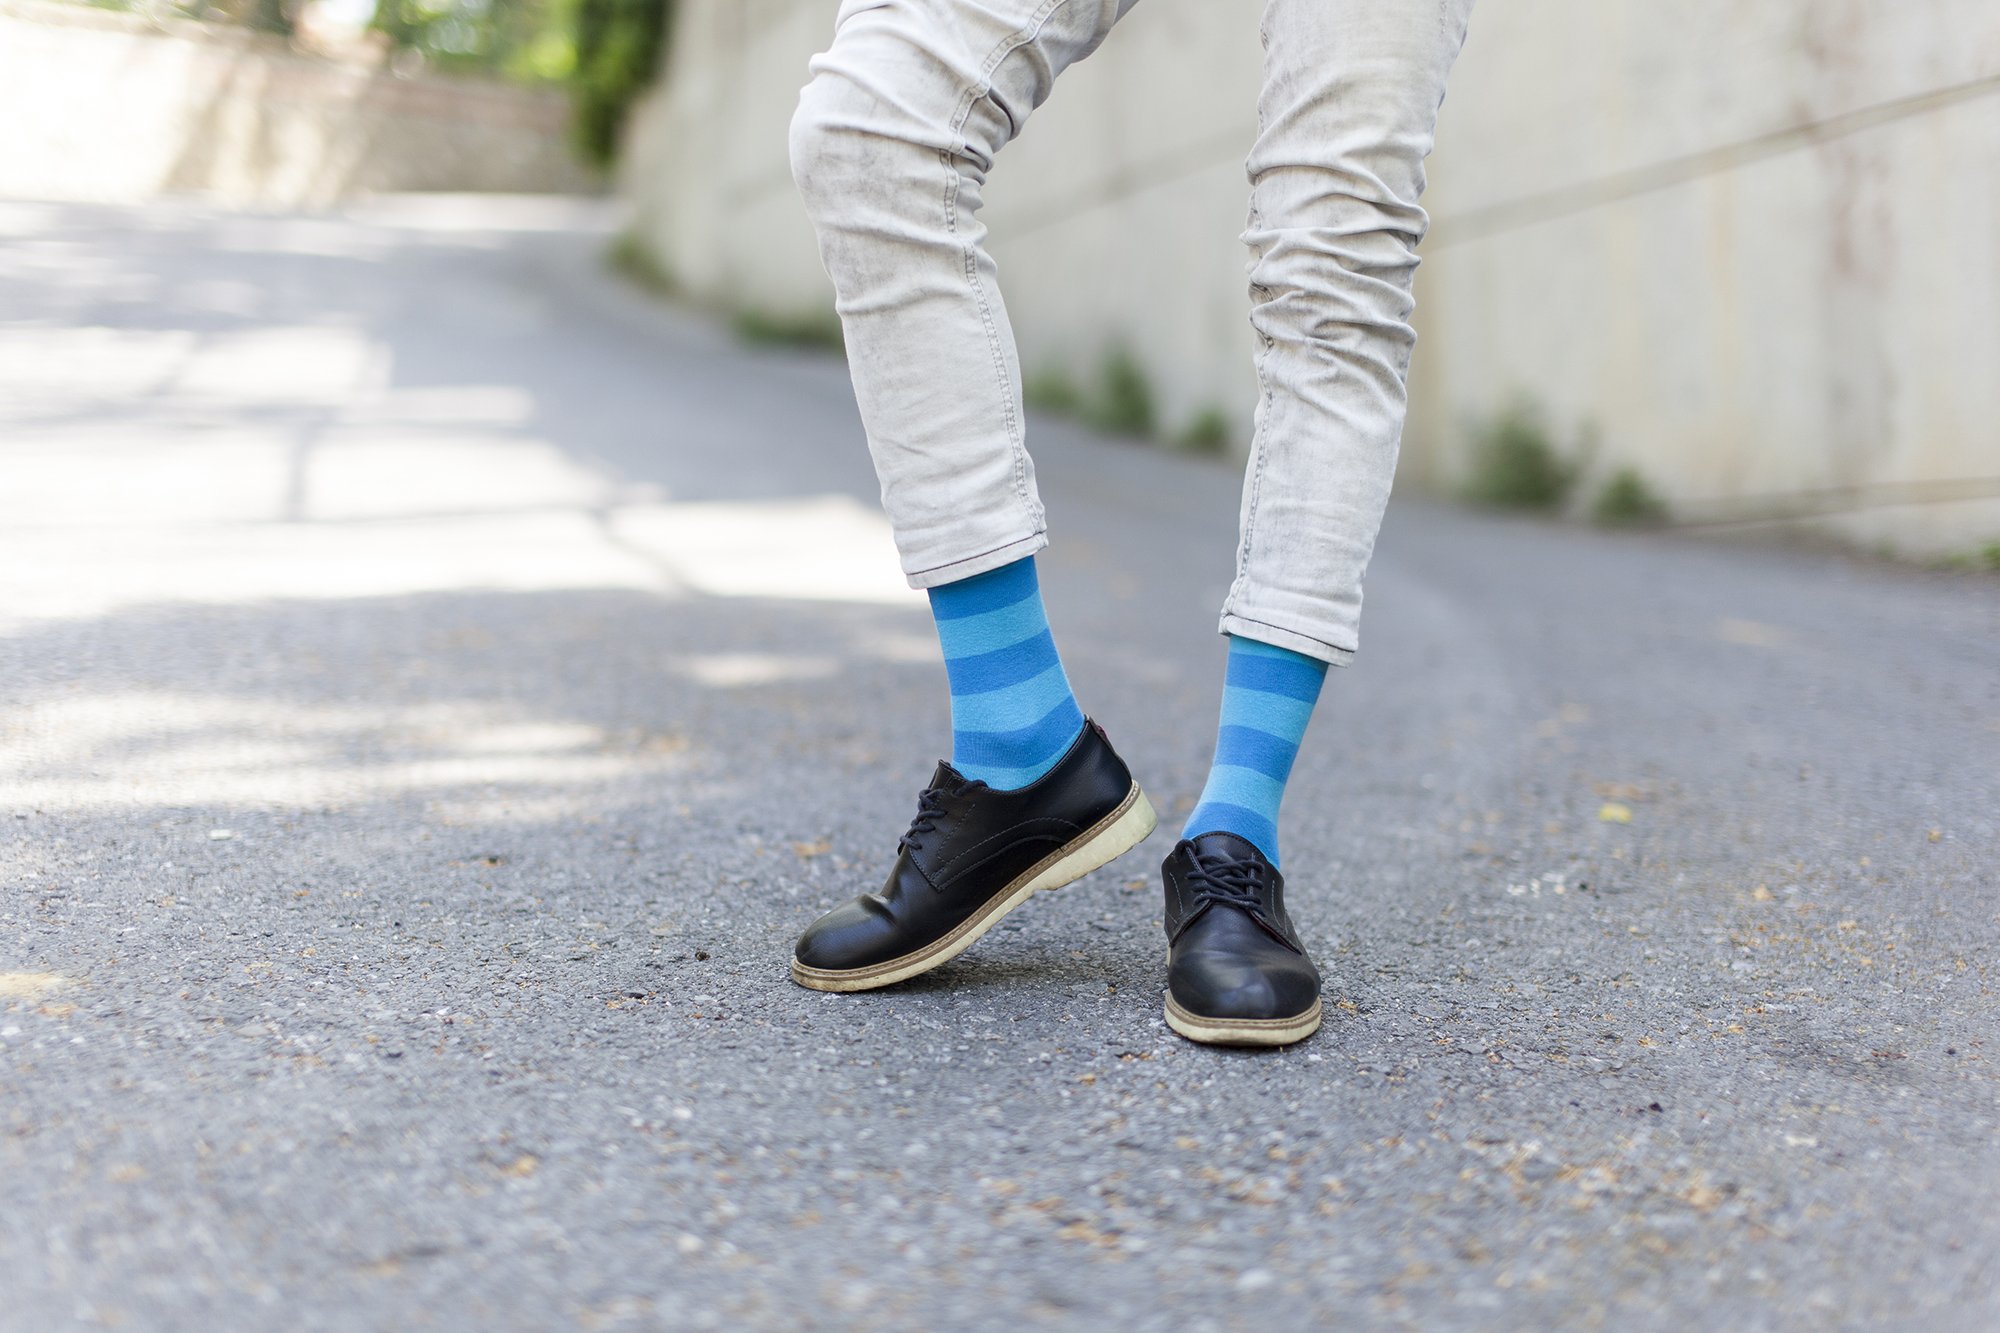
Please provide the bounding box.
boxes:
[3,198,1997,1330]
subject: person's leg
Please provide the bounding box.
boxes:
[929,556,1085,789]
[789,0,1141,590]
[1181,636,1326,867]
[790,0,1142,788]
[788,0,1157,992]
[1166,0,1476,1047]
[1220,0,1476,663]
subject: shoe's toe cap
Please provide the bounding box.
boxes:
[794,894,899,973]
[1169,935,1321,1022]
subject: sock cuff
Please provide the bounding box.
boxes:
[927,555,1040,620]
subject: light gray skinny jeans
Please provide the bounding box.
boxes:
[790,0,1474,666]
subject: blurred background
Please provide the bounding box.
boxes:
[623,0,2000,558]
[4,2,1998,1329]
[7,0,1997,557]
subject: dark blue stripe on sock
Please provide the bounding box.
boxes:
[949,698,1086,769]
[1182,801,1281,866]
[927,557,1040,620]
[1213,724,1302,782]
[1225,651,1328,703]
[925,555,1081,790]
[944,628,1062,694]
[1184,637,1327,865]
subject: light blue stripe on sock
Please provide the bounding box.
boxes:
[1182,634,1327,866]
[925,555,1081,789]
[1223,689,1317,739]
[935,595,1053,657]
[962,756,1072,792]
[950,662,1078,735]
[1183,802,1279,861]
[1194,764,1286,815]
[952,698,1085,771]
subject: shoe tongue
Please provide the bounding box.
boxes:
[930,760,970,793]
[1184,830,1267,865]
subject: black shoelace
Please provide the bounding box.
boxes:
[897,784,952,856]
[1184,847,1271,916]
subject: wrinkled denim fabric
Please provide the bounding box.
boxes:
[791,0,1475,665]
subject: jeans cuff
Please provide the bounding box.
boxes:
[1216,611,1356,668]
[906,530,1048,590]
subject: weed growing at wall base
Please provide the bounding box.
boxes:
[607,232,676,296]
[1026,348,1165,441]
[608,235,842,353]
[1938,544,2000,573]
[1025,370,1085,416]
[1084,346,1157,438]
[1592,467,1669,526]
[1029,353,1230,452]
[1176,406,1232,454]
[734,308,844,353]
[1462,402,1577,511]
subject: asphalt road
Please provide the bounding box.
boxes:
[3,197,1997,1331]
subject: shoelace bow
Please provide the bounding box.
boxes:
[1185,850,1272,917]
[897,783,952,856]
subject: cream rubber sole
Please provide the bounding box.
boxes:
[790,782,1158,993]
[1163,992,1323,1047]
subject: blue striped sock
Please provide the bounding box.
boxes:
[927,556,1086,790]
[1182,635,1328,868]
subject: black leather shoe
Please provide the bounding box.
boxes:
[1161,832,1322,1045]
[791,721,1156,992]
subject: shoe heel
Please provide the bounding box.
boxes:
[1029,784,1158,894]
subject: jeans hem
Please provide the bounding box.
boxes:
[907,530,1048,590]
[1217,612,1356,668]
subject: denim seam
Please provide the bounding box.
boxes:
[910,530,1047,583]
[1227,191,1277,620]
[936,0,1070,532]
[1221,612,1356,665]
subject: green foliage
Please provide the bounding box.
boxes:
[607,231,676,296]
[104,0,294,32]
[364,0,673,165]
[1933,543,2000,573]
[1084,346,1157,438]
[1462,403,1577,511]
[371,0,575,80]
[571,0,672,166]
[1026,349,1179,444]
[733,307,844,353]
[249,0,293,35]
[1592,466,1669,527]
[1176,405,1232,454]
[1024,371,1084,416]
[608,232,840,352]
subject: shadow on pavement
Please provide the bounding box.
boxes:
[3,198,1996,1329]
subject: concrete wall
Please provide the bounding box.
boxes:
[619,1,843,322]
[619,0,1261,428]
[1411,0,2000,553]
[1,0,599,207]
[621,0,2000,555]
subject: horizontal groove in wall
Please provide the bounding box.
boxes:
[1427,70,2000,250]
[989,124,1256,243]
[1666,475,2000,528]
[964,70,2000,251]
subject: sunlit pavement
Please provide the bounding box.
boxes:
[3,197,1997,1329]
